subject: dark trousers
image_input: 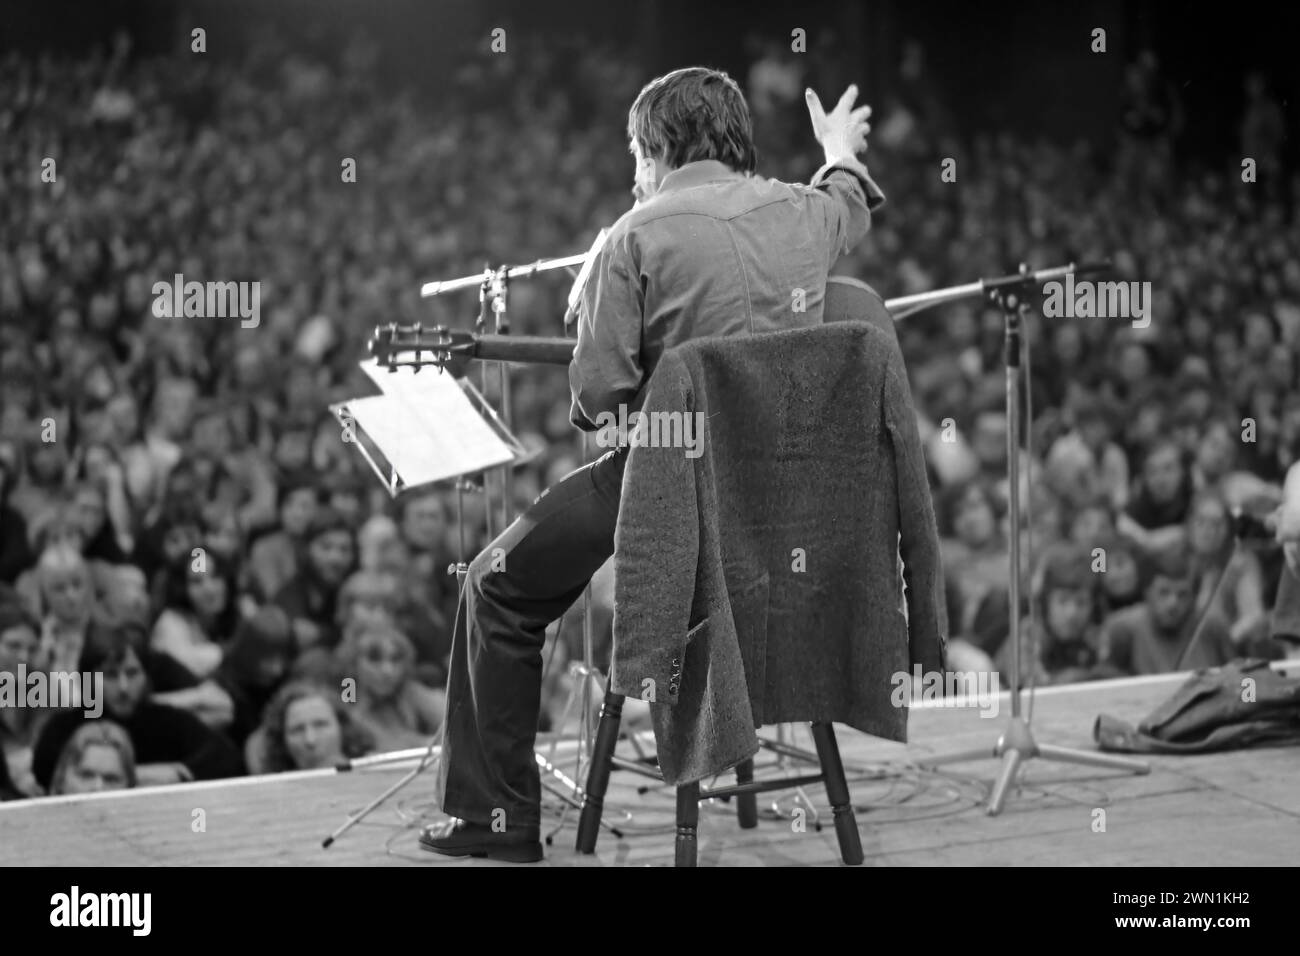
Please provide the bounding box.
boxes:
[435,447,626,829]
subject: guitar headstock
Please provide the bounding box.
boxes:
[368,323,476,376]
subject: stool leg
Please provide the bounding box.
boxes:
[810,722,864,865]
[576,691,624,854]
[674,780,701,867]
[734,758,758,829]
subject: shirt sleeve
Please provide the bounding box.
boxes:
[807,156,886,266]
[568,232,645,431]
[150,610,222,680]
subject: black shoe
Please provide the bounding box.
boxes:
[418,818,543,863]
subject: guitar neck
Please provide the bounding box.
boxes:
[473,334,574,366]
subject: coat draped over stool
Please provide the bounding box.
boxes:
[610,322,948,784]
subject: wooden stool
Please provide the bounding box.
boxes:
[576,689,865,866]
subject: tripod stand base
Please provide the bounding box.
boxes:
[919,715,1150,816]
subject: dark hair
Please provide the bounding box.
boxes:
[627,67,757,174]
[1075,396,1119,432]
[260,681,373,772]
[1146,547,1194,587]
[159,546,240,639]
[1037,543,1097,596]
[221,605,294,689]
[277,473,322,511]
[939,480,1005,538]
[1032,543,1099,625]
[305,505,352,545]
[80,620,147,674]
[394,486,444,524]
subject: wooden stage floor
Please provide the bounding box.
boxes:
[3,665,1298,866]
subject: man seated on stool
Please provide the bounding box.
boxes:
[420,67,885,862]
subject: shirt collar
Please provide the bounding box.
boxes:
[655,160,747,196]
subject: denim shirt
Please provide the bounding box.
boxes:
[568,157,885,430]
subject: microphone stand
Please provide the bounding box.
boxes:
[901,262,1150,814]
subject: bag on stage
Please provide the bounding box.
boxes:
[1094,658,1300,754]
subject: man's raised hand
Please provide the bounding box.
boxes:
[805,84,873,166]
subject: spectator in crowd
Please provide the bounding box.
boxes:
[395,488,459,635]
[338,569,450,687]
[132,498,204,594]
[1193,420,1273,509]
[273,507,357,653]
[32,623,245,791]
[1185,490,1269,649]
[0,603,44,797]
[247,681,372,773]
[209,605,295,750]
[1118,440,1193,557]
[995,544,1121,686]
[86,617,237,730]
[49,721,137,796]
[356,514,407,575]
[1099,548,1237,675]
[0,442,34,584]
[334,620,445,753]
[1067,497,1117,550]
[247,476,319,601]
[1044,398,1129,512]
[70,449,135,562]
[32,544,99,677]
[150,549,240,681]
[939,480,1010,654]
[1094,535,1145,611]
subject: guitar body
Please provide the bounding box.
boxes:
[824,275,898,347]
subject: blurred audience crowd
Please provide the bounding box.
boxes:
[1,31,1297,800]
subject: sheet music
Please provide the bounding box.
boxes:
[350,360,515,487]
